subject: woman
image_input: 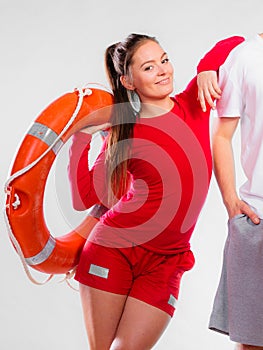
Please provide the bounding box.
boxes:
[68,33,244,349]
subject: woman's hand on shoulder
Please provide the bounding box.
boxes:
[197,71,221,112]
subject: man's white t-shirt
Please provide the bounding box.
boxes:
[216,34,263,217]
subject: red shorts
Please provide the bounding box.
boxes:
[75,242,195,316]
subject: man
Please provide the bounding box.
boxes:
[209,33,263,350]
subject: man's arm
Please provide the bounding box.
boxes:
[212,117,260,223]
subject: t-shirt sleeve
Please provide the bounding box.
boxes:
[216,56,243,118]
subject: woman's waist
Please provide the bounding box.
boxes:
[88,219,193,253]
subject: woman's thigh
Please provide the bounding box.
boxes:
[79,284,128,350]
[110,296,171,350]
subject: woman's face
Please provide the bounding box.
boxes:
[128,40,174,103]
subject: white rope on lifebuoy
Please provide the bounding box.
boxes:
[3,209,55,285]
[3,86,92,286]
[4,87,91,194]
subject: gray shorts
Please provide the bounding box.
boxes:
[209,214,263,346]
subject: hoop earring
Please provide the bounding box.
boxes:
[127,90,141,113]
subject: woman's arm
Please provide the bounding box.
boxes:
[197,36,245,111]
[68,124,110,211]
[178,36,245,114]
[197,36,245,73]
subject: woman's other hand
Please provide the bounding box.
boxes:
[80,122,111,135]
[197,71,221,112]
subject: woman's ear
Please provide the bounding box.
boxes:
[120,75,135,90]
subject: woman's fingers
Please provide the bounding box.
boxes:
[197,71,221,112]
[80,122,111,134]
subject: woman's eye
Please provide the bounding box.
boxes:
[144,65,154,71]
[162,58,169,64]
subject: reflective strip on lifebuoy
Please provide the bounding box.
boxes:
[28,122,64,154]
[25,236,56,266]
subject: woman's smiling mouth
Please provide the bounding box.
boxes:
[156,77,171,85]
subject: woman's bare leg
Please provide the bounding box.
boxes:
[79,284,128,350]
[110,296,171,350]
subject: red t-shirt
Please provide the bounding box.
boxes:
[68,36,244,254]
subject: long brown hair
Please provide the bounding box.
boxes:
[105,33,158,204]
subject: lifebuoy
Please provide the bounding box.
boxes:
[4,87,113,276]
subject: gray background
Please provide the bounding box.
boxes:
[1,0,261,349]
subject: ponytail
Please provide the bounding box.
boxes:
[104,34,158,205]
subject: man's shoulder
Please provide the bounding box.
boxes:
[222,37,254,70]
[230,35,259,57]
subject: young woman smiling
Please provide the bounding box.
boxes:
[68,33,244,349]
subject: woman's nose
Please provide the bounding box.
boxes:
[157,64,166,75]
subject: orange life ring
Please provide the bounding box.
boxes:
[5,87,113,276]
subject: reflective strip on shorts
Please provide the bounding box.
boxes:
[89,264,109,279]
[28,122,64,154]
[25,236,56,266]
[168,294,177,308]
